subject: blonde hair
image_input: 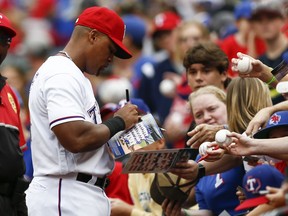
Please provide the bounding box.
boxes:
[226,77,272,133]
[189,85,226,113]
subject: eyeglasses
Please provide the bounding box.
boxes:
[0,35,11,47]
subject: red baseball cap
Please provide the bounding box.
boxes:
[75,7,132,59]
[0,13,16,37]
[153,11,181,32]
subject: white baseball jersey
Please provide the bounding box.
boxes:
[29,56,114,177]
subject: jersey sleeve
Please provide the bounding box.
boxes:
[44,74,86,129]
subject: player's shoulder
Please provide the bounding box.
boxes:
[40,56,83,79]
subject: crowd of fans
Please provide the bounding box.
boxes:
[2,0,288,215]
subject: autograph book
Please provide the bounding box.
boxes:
[122,148,199,173]
[107,113,164,158]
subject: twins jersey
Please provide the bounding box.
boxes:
[29,56,114,177]
[196,163,246,215]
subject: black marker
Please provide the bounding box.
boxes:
[126,89,130,103]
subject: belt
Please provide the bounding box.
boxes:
[76,173,109,189]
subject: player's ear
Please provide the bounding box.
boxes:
[88,29,101,43]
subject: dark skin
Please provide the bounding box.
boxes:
[52,26,139,153]
[0,32,10,65]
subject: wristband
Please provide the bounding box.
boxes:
[266,76,276,86]
[197,163,206,180]
[102,116,125,138]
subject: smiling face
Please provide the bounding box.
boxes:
[191,93,227,125]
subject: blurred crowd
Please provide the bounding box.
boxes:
[3,0,288,215]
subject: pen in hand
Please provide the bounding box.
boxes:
[126,89,130,103]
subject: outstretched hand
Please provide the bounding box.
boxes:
[187,124,224,148]
[231,52,270,79]
[245,107,272,136]
[223,132,256,156]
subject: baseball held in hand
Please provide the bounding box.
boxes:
[215,129,232,146]
[237,57,252,74]
[159,79,176,96]
[199,141,211,156]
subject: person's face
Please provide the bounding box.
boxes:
[154,30,177,53]
[0,33,11,65]
[86,30,116,76]
[186,63,227,91]
[178,25,204,55]
[268,127,288,138]
[251,15,285,41]
[191,93,227,125]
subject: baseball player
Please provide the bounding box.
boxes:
[26,7,139,216]
[0,13,29,215]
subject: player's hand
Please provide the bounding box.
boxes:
[114,103,139,130]
[186,124,224,148]
[169,160,198,181]
[110,198,133,216]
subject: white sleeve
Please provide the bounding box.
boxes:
[44,73,85,129]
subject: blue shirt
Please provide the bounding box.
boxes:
[196,160,246,215]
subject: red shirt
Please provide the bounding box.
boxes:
[0,82,26,151]
[219,35,266,78]
[105,161,133,204]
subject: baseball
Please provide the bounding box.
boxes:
[159,79,175,96]
[199,141,211,156]
[237,56,252,74]
[215,129,232,146]
[276,81,288,94]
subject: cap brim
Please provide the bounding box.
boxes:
[253,125,287,139]
[150,174,166,205]
[0,26,16,37]
[109,36,132,59]
[235,196,269,211]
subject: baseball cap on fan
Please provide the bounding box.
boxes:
[253,111,288,139]
[150,172,195,205]
[152,11,181,35]
[0,13,16,37]
[235,164,284,212]
[75,6,132,59]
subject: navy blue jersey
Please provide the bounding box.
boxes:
[196,162,246,215]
